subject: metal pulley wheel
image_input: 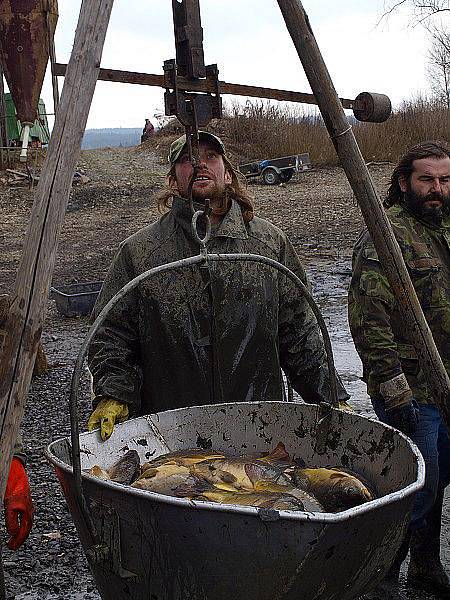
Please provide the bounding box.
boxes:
[353,92,392,123]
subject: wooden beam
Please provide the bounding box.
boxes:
[46,6,60,113]
[277,0,450,432]
[0,0,115,498]
[54,62,355,110]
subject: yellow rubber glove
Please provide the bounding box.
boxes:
[338,400,354,413]
[87,398,129,441]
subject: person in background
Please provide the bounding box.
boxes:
[140,118,154,143]
[349,141,450,595]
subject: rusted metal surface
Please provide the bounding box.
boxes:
[46,402,424,600]
[171,0,205,79]
[164,59,222,129]
[353,92,392,123]
[0,0,58,124]
[165,0,222,168]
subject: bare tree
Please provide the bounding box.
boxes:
[380,0,449,25]
[426,23,450,107]
[378,2,449,105]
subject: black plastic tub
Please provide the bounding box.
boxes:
[50,281,103,317]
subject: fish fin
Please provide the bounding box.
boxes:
[214,482,239,492]
[329,472,348,480]
[89,465,111,480]
[244,462,270,485]
[254,481,286,493]
[244,462,259,484]
[246,462,289,488]
[137,468,158,480]
[266,442,290,463]
[174,479,211,498]
[107,449,141,483]
[216,469,237,485]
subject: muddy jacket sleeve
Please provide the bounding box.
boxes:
[88,243,143,415]
[278,236,349,404]
[348,234,405,399]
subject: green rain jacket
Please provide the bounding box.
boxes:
[349,203,450,404]
[88,197,348,416]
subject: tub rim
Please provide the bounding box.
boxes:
[45,402,425,525]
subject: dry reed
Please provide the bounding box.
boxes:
[222,97,449,165]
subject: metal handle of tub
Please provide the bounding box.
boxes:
[69,216,340,558]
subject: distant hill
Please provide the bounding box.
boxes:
[81,128,142,149]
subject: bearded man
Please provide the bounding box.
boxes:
[349,141,450,595]
[87,131,348,439]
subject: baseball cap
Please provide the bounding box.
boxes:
[168,131,225,165]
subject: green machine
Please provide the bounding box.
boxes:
[3,93,50,146]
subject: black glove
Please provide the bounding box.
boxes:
[388,401,419,437]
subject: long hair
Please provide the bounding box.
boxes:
[155,155,255,223]
[385,141,450,207]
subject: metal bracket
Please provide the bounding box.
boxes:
[164,0,222,166]
[88,501,139,580]
[163,59,222,129]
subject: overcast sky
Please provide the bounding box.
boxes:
[7,1,431,130]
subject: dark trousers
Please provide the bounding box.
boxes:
[372,399,450,531]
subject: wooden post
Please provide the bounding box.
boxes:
[0,68,7,170]
[0,0,115,499]
[276,0,450,431]
[46,2,60,113]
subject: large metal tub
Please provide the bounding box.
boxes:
[46,401,424,600]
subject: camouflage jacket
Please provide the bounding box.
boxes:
[88,196,348,416]
[348,203,450,404]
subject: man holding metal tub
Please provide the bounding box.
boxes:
[87,130,349,439]
[349,141,450,596]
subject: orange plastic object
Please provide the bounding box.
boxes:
[4,457,34,550]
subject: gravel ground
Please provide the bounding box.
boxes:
[0,145,448,599]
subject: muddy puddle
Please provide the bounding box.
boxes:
[309,261,373,416]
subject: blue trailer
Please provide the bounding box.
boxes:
[238,152,311,185]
